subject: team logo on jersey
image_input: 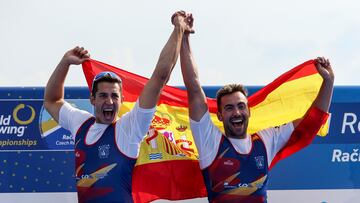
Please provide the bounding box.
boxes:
[254,156,265,169]
[98,144,110,159]
[223,159,234,166]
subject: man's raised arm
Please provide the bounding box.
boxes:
[44,47,90,122]
[139,11,192,109]
[180,14,208,122]
[293,57,334,127]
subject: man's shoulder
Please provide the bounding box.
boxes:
[59,102,93,132]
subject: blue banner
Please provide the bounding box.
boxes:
[1,86,360,193]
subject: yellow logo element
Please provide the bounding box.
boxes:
[13,104,35,125]
[76,163,117,187]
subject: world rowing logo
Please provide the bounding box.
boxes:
[0,103,36,137]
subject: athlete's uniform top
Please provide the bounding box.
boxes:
[59,101,155,203]
[190,111,294,203]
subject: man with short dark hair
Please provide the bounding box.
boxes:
[179,12,334,202]
[44,11,193,203]
[215,83,248,114]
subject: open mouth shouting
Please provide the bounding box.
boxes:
[225,115,248,138]
[103,106,116,122]
[230,116,244,129]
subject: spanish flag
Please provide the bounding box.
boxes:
[82,59,328,202]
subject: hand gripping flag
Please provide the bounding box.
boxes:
[82,59,329,202]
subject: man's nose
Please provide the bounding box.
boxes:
[233,107,241,115]
[105,96,114,104]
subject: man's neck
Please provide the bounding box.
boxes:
[225,134,247,139]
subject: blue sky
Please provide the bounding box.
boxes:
[1,0,359,88]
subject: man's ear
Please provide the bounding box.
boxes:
[217,111,223,121]
[90,95,95,106]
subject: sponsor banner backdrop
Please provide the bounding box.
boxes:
[0,99,91,151]
[1,86,360,198]
[313,103,360,144]
[0,101,42,150]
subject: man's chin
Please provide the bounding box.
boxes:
[98,117,115,124]
[233,128,247,138]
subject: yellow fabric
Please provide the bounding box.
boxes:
[120,102,199,165]
[248,74,329,135]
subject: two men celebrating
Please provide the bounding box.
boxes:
[45,11,333,203]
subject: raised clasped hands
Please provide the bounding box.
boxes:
[171,10,195,34]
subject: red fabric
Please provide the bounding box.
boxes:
[83,59,319,114]
[132,160,207,203]
[82,59,217,111]
[269,107,329,170]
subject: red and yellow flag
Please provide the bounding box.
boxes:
[82,59,328,203]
